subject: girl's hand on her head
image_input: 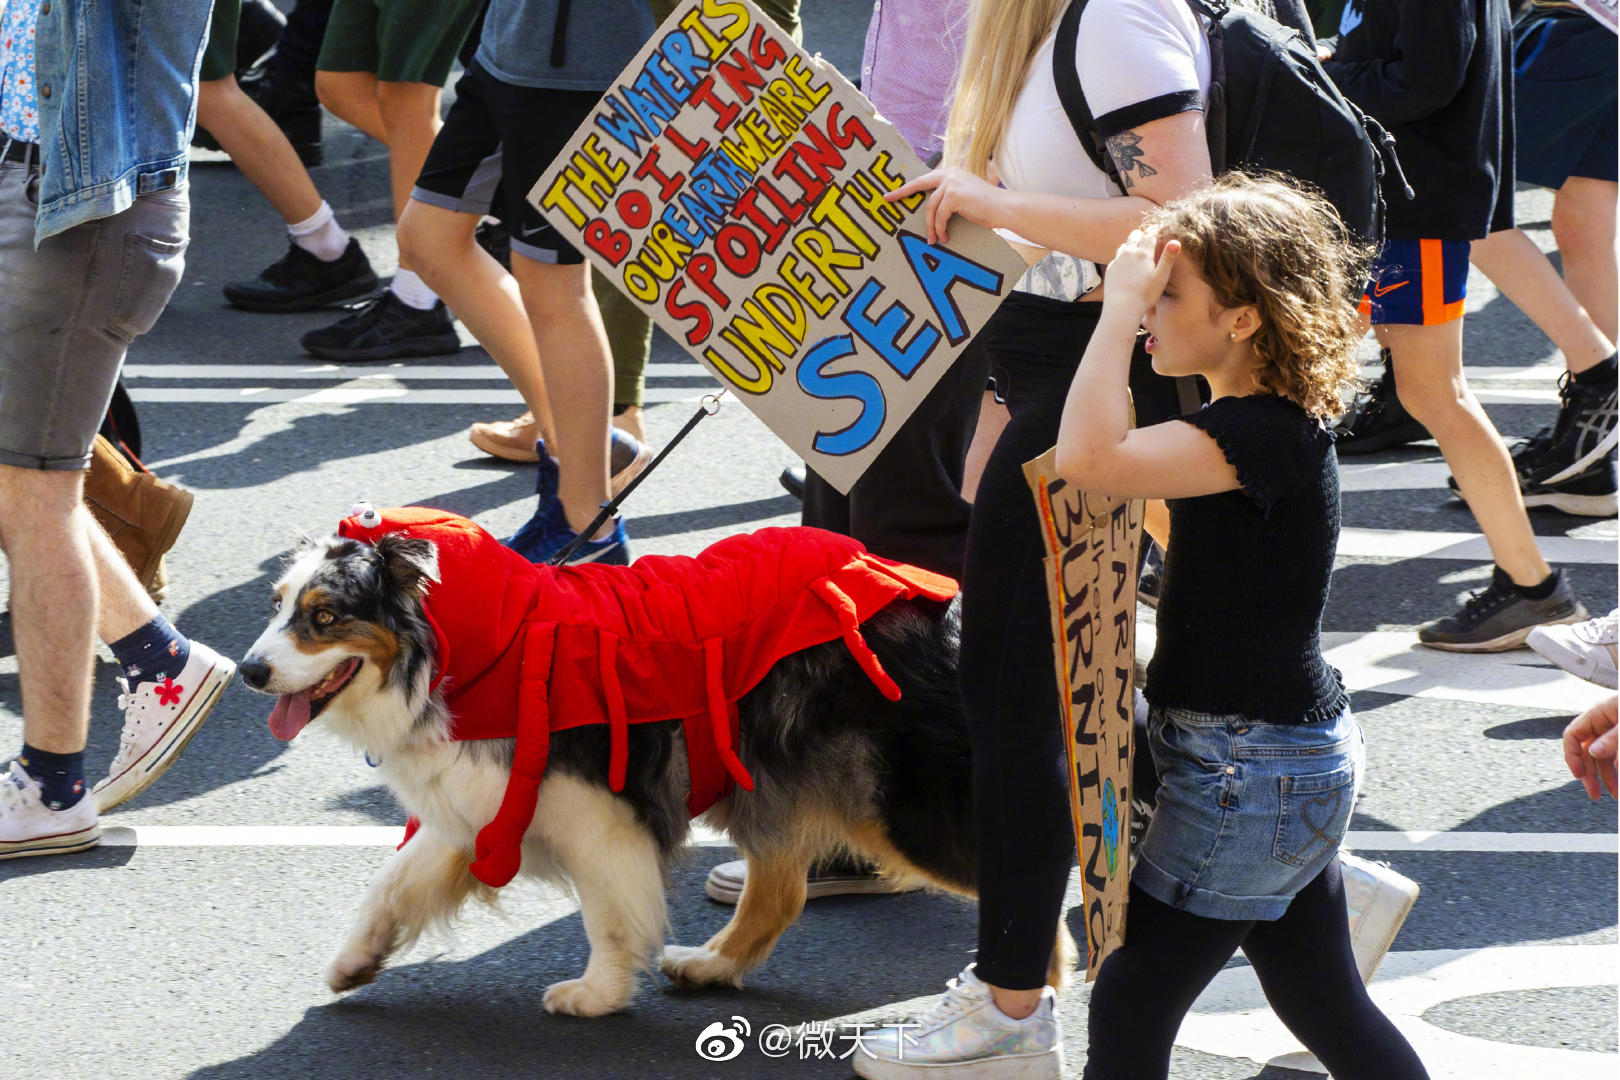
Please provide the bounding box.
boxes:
[886,166,1004,245]
[1104,229,1179,316]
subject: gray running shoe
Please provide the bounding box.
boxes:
[1418,567,1588,652]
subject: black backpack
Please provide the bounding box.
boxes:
[1052,0,1409,243]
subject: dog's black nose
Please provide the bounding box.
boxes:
[239,657,272,690]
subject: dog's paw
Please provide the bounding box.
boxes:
[542,977,630,1017]
[659,944,745,990]
[326,951,384,994]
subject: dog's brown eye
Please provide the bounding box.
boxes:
[313,610,335,627]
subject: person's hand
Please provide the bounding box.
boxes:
[1103,228,1179,317]
[886,166,1007,245]
[1563,695,1619,801]
[1316,43,1334,61]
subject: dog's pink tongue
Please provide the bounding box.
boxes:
[268,692,314,741]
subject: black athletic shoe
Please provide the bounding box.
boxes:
[239,66,323,167]
[476,219,511,270]
[1137,540,1164,608]
[1334,355,1430,455]
[1447,372,1618,517]
[300,292,461,362]
[223,239,380,313]
[780,464,806,500]
[1418,566,1587,652]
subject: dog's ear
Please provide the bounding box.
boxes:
[372,534,440,596]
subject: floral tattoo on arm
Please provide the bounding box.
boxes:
[1105,130,1158,192]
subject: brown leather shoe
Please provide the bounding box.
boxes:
[84,435,194,594]
[469,411,540,462]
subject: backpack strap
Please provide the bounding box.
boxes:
[1051,0,1124,193]
[1183,0,1229,173]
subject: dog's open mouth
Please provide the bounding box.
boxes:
[267,658,362,741]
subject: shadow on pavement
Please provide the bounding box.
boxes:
[187,866,985,1080]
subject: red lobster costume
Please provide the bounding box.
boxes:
[330,508,957,888]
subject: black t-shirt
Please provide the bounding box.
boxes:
[1145,394,1348,724]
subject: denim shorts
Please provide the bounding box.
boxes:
[1133,702,1364,921]
[0,148,189,470]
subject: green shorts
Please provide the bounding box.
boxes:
[199,0,241,83]
[316,0,484,86]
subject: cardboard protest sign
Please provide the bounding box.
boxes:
[528,0,1024,493]
[1024,448,1143,980]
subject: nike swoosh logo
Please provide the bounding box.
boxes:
[1372,281,1410,297]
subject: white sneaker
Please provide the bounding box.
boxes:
[1340,851,1420,983]
[1528,609,1619,690]
[851,965,1062,1080]
[0,761,101,859]
[93,641,235,812]
[704,856,922,905]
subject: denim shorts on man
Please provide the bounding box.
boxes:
[1360,238,1471,326]
[0,148,189,470]
[1133,703,1364,921]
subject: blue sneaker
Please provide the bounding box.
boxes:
[505,440,630,565]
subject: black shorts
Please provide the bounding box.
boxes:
[410,60,598,265]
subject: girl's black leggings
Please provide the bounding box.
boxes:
[1083,860,1429,1080]
[960,293,1184,989]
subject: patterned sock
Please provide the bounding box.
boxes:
[18,744,87,810]
[1573,352,1618,390]
[108,613,191,691]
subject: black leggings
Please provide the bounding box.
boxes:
[961,294,1181,989]
[1084,860,1429,1080]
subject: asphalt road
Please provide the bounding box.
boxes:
[1,2,1616,1077]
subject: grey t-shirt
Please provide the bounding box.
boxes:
[475,0,657,91]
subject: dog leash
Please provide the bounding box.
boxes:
[548,390,731,566]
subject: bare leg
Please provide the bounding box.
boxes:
[327,826,490,992]
[314,70,387,143]
[1469,227,1614,374]
[1383,320,1551,586]
[375,81,444,260]
[961,391,1009,504]
[87,517,159,645]
[196,76,323,225]
[1144,498,1170,550]
[511,256,613,535]
[397,200,555,435]
[1553,177,1619,346]
[0,468,96,755]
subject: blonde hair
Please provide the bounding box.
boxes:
[944,0,1066,175]
[1145,173,1375,421]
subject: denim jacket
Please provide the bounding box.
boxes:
[32,0,213,244]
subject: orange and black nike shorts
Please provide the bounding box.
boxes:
[1360,238,1471,326]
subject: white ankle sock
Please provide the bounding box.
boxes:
[287,201,350,262]
[390,268,439,310]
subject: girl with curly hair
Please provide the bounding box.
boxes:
[1056,174,1427,1079]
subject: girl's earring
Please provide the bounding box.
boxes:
[1229,332,1237,341]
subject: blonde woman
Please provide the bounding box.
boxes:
[854,0,1217,1076]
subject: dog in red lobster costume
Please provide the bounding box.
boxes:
[240,506,1080,1015]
